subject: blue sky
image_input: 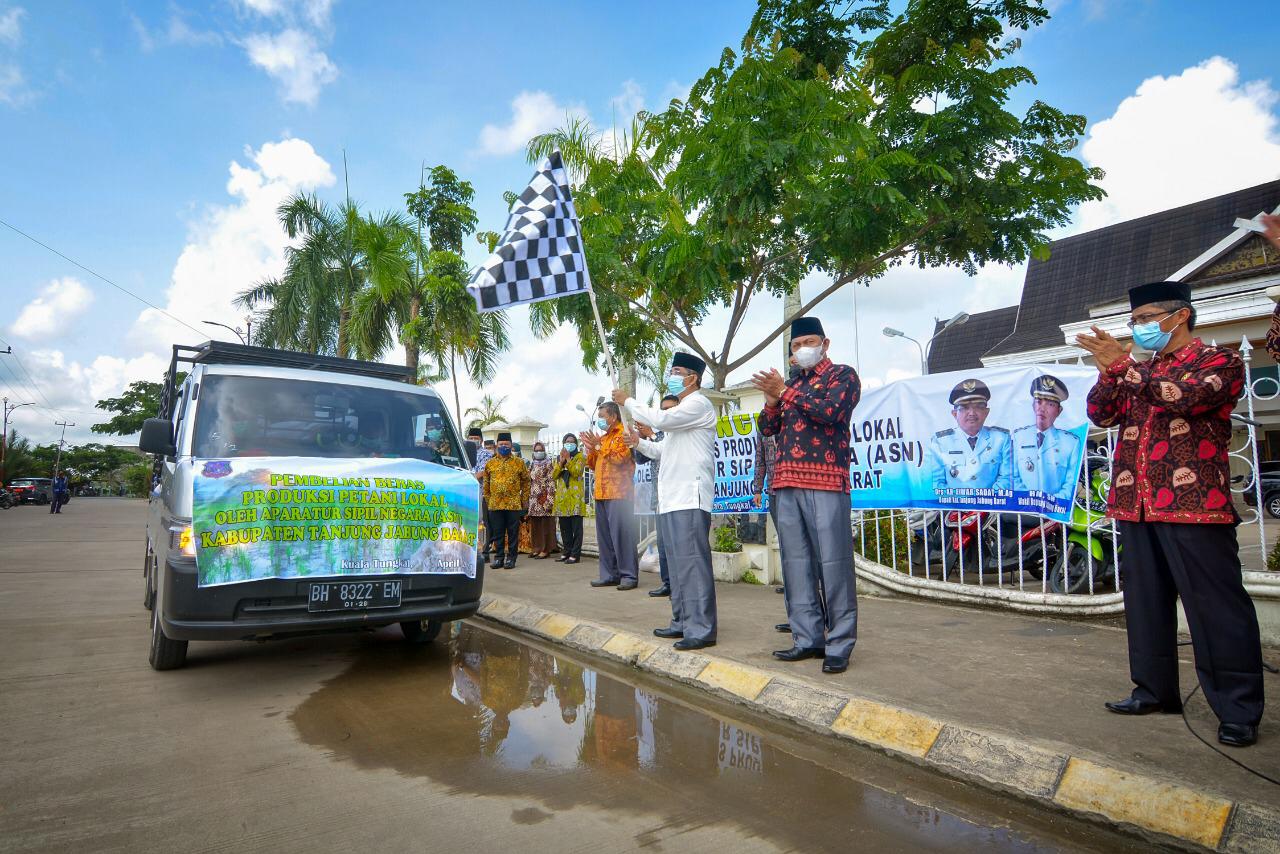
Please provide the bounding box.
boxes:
[2,0,1279,445]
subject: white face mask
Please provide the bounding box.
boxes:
[794,345,824,370]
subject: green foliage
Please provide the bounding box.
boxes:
[3,427,145,485]
[464,394,508,431]
[123,463,153,497]
[853,511,910,570]
[1269,537,1280,572]
[91,372,185,436]
[526,0,1102,386]
[712,523,742,553]
[740,567,764,585]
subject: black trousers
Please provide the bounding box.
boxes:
[1118,520,1264,725]
[558,515,583,559]
[489,509,522,561]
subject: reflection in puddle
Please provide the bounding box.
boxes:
[292,625,1134,853]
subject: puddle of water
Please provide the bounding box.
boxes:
[291,624,1148,853]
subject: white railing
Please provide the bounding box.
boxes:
[854,337,1276,596]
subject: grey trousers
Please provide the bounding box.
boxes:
[774,488,858,658]
[657,509,716,642]
[595,498,638,583]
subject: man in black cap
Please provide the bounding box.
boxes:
[1012,375,1080,503]
[1078,281,1264,747]
[481,432,530,569]
[929,379,1013,492]
[751,317,861,674]
[615,351,719,650]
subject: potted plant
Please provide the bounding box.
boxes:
[710,523,747,583]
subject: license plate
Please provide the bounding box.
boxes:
[308,580,403,612]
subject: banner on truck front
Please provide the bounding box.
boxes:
[192,456,480,586]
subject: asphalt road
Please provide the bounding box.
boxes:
[0,499,1156,853]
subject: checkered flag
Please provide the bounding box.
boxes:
[467,151,592,313]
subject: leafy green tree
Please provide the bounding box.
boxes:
[92,374,186,436]
[639,341,675,405]
[527,0,1103,387]
[123,463,153,497]
[2,428,35,483]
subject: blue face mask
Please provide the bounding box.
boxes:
[426,428,442,441]
[1132,314,1178,352]
[564,442,578,453]
[497,445,512,456]
[596,418,608,431]
[665,375,686,396]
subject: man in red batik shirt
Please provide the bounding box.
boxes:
[1078,281,1263,748]
[752,316,861,675]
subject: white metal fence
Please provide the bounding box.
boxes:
[854,338,1277,595]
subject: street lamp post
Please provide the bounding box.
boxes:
[202,320,247,345]
[1,398,34,484]
[882,312,970,375]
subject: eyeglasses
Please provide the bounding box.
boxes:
[1126,310,1175,330]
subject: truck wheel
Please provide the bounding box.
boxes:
[400,619,443,645]
[149,605,188,670]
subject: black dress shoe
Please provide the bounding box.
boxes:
[653,627,683,639]
[673,638,715,651]
[590,579,619,588]
[775,586,785,594]
[554,555,568,562]
[775,623,792,633]
[1218,723,1258,747]
[618,580,638,591]
[1104,696,1183,716]
[772,646,824,662]
[822,656,849,674]
[503,558,516,569]
[648,584,671,598]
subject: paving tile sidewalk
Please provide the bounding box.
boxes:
[482,556,1280,814]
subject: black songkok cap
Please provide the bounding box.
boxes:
[671,351,706,374]
[790,316,824,339]
[1128,281,1191,310]
[496,432,512,442]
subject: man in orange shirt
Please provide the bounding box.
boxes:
[580,401,638,590]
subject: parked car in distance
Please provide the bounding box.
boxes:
[1237,461,1280,519]
[8,478,53,505]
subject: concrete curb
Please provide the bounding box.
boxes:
[474,593,1279,853]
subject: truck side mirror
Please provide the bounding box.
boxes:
[139,418,176,458]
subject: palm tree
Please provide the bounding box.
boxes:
[238,193,413,359]
[464,394,508,432]
[639,341,675,405]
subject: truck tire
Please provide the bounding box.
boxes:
[142,546,155,611]
[149,605,188,670]
[400,619,443,645]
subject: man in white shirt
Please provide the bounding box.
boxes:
[613,352,718,650]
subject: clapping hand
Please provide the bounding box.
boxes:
[750,368,786,406]
[622,426,640,449]
[636,423,654,440]
[1075,325,1132,372]
[559,448,570,463]
[1263,214,1280,253]
[579,430,600,451]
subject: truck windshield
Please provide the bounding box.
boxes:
[192,375,465,469]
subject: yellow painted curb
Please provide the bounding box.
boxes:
[479,597,520,619]
[1054,758,1232,849]
[534,613,580,640]
[601,632,659,663]
[831,698,943,758]
[696,660,772,702]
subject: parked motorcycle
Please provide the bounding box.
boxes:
[1048,466,1121,594]
[0,488,14,509]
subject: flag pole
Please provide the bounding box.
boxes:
[584,283,618,387]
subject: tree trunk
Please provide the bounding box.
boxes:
[337,300,351,359]
[450,349,463,430]
[618,363,637,399]
[405,296,420,383]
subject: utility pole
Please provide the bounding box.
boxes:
[53,421,75,478]
[1,398,34,483]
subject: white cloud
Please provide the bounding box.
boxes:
[0,6,24,44]
[237,0,333,29]
[0,62,25,105]
[131,12,223,52]
[1076,57,1280,232]
[10,278,94,339]
[242,28,336,106]
[130,137,336,354]
[477,91,589,157]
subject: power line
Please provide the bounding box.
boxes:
[0,336,66,418]
[0,216,206,338]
